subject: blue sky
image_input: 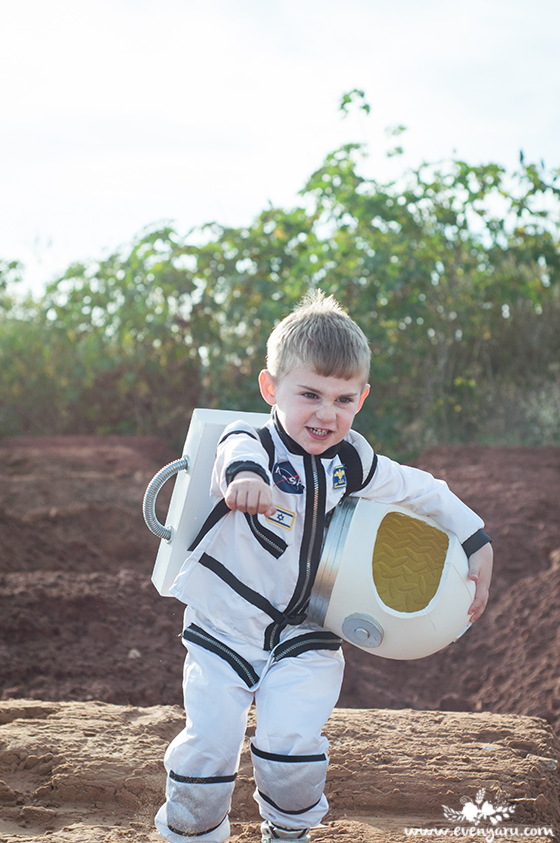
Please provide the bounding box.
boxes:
[1,0,559,294]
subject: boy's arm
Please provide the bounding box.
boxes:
[212,422,277,517]
[359,453,486,549]
[467,542,493,622]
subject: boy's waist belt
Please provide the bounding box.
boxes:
[183,622,342,688]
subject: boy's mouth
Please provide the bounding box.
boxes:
[307,426,332,439]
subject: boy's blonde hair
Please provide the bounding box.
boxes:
[266,290,371,383]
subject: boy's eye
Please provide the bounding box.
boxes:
[302,392,319,400]
[337,396,352,404]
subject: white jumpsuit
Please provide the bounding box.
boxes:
[155,414,489,842]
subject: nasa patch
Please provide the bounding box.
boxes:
[333,465,347,489]
[272,461,304,494]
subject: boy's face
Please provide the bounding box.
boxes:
[259,365,370,455]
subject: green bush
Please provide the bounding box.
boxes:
[1,145,559,458]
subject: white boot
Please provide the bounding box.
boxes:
[261,820,310,843]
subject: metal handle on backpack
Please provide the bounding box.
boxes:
[142,456,189,541]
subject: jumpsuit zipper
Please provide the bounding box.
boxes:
[253,522,281,554]
[268,454,323,648]
[185,626,258,688]
[246,514,286,557]
[272,636,339,662]
[298,454,320,609]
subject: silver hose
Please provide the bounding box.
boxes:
[142,456,189,541]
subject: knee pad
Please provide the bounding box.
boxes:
[251,744,328,816]
[164,770,236,837]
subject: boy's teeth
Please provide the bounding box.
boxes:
[309,427,330,436]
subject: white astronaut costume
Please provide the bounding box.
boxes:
[155,412,490,842]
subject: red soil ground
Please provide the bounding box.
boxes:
[1,436,559,842]
[1,437,559,731]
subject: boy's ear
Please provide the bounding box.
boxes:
[259,369,277,406]
[356,384,370,413]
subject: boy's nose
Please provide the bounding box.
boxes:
[316,402,336,422]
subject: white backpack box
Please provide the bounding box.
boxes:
[143,408,270,597]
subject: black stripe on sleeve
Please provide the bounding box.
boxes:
[462,529,492,558]
[218,428,258,445]
[359,451,378,490]
[225,461,270,486]
[256,426,276,472]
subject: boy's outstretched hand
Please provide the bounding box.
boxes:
[225,471,277,518]
[467,542,493,622]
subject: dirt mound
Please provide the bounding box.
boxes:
[0,437,559,733]
[0,699,558,842]
[0,434,177,517]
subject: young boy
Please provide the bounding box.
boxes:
[155,291,493,843]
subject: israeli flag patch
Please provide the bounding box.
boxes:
[266,506,295,531]
[333,465,347,489]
